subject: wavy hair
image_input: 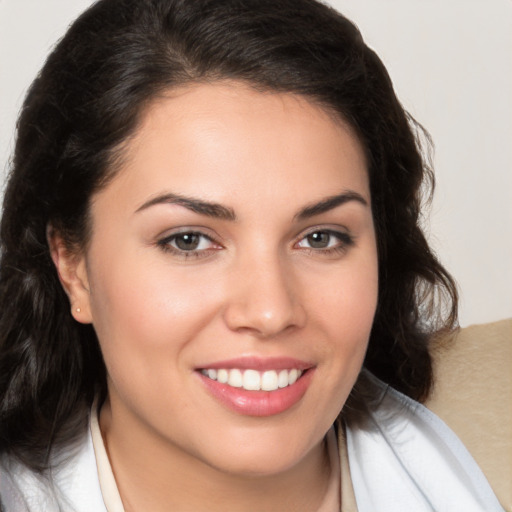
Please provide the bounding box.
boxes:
[0,0,457,471]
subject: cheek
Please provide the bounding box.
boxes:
[85,252,222,377]
[308,249,378,388]
[292,255,378,432]
[313,254,378,336]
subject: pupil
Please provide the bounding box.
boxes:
[176,234,200,250]
[307,232,329,248]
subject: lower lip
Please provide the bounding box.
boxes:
[198,370,314,417]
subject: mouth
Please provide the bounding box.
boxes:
[200,368,304,392]
[196,359,314,417]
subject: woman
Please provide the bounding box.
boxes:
[0,0,504,511]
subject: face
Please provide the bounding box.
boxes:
[70,82,378,477]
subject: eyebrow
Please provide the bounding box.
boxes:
[135,189,367,221]
[135,193,236,221]
[294,191,368,220]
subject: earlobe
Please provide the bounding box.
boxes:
[47,225,93,324]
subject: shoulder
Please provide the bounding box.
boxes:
[426,318,512,509]
[0,425,106,512]
[344,368,506,512]
[0,453,59,512]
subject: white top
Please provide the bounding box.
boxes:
[0,420,104,512]
[0,371,504,511]
[346,371,505,512]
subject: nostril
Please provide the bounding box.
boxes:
[223,306,304,338]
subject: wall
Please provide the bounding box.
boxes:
[1,0,511,326]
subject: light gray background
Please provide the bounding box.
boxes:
[1,0,511,327]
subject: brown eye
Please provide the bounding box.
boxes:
[174,233,201,251]
[296,229,355,253]
[306,232,331,249]
[158,231,218,254]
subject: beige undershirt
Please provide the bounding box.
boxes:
[90,406,341,512]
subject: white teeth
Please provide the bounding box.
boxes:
[278,369,289,388]
[217,369,229,384]
[201,368,303,391]
[289,369,299,385]
[243,369,261,390]
[261,370,278,391]
[228,369,243,388]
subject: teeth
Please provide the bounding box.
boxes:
[278,369,289,388]
[289,369,299,385]
[228,369,243,388]
[201,368,304,391]
[261,370,278,391]
[243,369,261,391]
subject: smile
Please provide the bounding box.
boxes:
[200,368,303,392]
[197,360,314,416]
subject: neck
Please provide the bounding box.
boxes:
[99,397,332,512]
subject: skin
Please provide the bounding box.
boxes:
[52,82,378,511]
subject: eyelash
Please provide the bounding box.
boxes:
[295,229,355,256]
[157,230,220,260]
[156,228,355,260]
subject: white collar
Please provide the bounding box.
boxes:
[90,402,124,512]
[345,371,505,512]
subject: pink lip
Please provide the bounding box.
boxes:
[196,356,313,372]
[196,360,315,417]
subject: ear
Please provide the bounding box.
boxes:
[47,225,93,324]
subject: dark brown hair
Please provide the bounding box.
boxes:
[0,0,457,471]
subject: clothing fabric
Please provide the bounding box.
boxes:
[0,411,340,512]
[0,371,505,512]
[344,371,505,512]
[0,424,105,512]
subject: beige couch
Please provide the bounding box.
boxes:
[427,317,512,511]
[339,318,512,511]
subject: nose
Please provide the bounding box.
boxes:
[222,252,306,338]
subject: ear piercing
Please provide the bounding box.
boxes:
[76,307,81,313]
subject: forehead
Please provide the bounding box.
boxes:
[97,81,370,213]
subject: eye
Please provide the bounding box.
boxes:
[171,233,209,251]
[296,229,354,252]
[301,231,333,249]
[158,231,220,256]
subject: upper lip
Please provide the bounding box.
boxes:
[196,356,314,372]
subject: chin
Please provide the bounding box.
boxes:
[195,425,324,479]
